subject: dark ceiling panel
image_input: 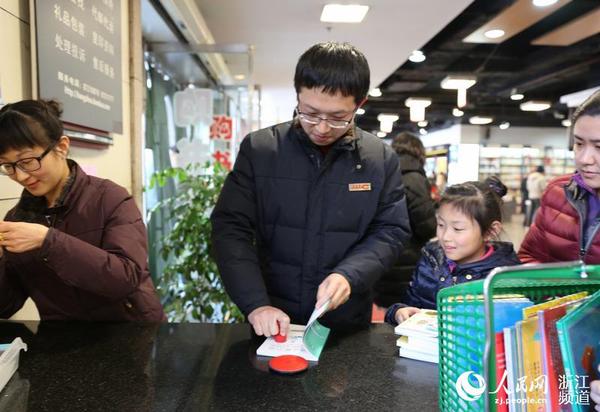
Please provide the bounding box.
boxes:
[358,0,600,135]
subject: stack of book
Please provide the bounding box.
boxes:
[394,309,439,363]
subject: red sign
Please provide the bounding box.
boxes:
[210,115,233,141]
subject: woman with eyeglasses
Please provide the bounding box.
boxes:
[0,99,164,321]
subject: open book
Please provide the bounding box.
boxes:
[256,300,331,362]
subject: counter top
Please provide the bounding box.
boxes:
[0,322,439,411]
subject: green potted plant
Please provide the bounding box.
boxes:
[148,161,243,322]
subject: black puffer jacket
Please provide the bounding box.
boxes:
[211,121,411,328]
[374,153,436,307]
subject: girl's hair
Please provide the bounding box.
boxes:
[391,131,426,166]
[439,176,507,236]
[0,99,63,154]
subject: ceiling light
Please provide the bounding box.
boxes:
[499,121,510,130]
[377,114,399,133]
[452,108,464,117]
[320,4,370,23]
[233,74,246,81]
[510,93,525,101]
[520,100,551,111]
[418,120,428,127]
[376,131,387,138]
[532,0,558,7]
[469,116,494,125]
[484,29,505,39]
[408,50,426,63]
[356,108,365,115]
[419,128,428,135]
[369,88,382,97]
[441,75,477,108]
[561,119,572,127]
[405,97,432,122]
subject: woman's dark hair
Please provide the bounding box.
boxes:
[0,99,63,154]
[439,176,507,236]
[294,42,370,105]
[572,89,600,125]
[391,131,426,166]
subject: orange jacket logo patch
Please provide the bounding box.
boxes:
[348,183,372,192]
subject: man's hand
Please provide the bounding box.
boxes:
[395,306,420,324]
[247,305,290,337]
[0,221,49,254]
[316,273,351,311]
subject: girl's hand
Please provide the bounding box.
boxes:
[395,306,421,324]
[0,221,49,253]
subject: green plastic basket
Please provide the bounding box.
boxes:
[437,261,600,412]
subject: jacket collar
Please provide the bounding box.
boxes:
[12,160,87,222]
[426,240,519,274]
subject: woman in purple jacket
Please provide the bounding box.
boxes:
[0,99,164,321]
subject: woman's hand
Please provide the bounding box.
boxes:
[395,306,421,324]
[0,221,49,253]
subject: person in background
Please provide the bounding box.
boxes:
[385,177,521,325]
[436,171,448,194]
[0,99,164,321]
[211,42,411,337]
[519,90,600,263]
[524,165,547,226]
[520,173,529,227]
[374,132,436,307]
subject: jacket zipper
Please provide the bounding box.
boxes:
[564,187,600,260]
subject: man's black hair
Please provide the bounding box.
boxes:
[294,42,370,105]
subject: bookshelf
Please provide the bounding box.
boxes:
[478,146,574,211]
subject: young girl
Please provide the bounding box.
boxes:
[385,177,521,325]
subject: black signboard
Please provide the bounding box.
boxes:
[34,0,122,143]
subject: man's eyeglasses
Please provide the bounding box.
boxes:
[0,141,59,176]
[295,108,355,129]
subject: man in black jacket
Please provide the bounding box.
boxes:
[211,42,411,337]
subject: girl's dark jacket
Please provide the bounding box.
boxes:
[0,161,165,321]
[385,240,520,324]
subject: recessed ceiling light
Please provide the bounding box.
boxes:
[418,120,428,127]
[469,116,494,125]
[356,108,365,115]
[520,100,551,111]
[233,74,246,80]
[561,119,572,127]
[369,88,382,97]
[510,93,525,101]
[499,121,510,130]
[484,29,505,39]
[320,4,370,23]
[408,50,426,63]
[405,97,432,122]
[452,108,464,117]
[533,0,558,7]
[377,114,399,133]
[441,76,477,108]
[376,131,387,138]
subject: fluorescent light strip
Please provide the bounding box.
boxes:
[320,4,370,23]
